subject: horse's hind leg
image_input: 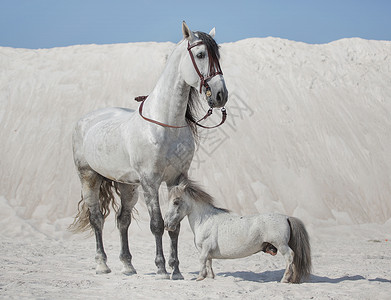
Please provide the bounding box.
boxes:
[80,169,111,274]
[117,183,138,275]
[279,245,295,283]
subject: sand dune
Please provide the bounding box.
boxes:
[1,37,390,298]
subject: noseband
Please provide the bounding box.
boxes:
[135,39,227,129]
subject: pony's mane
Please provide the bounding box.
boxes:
[185,31,221,140]
[180,176,229,213]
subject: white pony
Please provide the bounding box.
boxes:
[164,176,312,283]
[69,22,228,280]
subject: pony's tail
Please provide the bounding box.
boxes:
[287,216,312,283]
[68,179,120,233]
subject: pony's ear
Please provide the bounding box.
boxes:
[209,27,216,38]
[177,173,189,191]
[182,21,196,42]
[169,185,181,199]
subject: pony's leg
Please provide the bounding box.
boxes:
[80,170,111,274]
[196,249,209,281]
[206,259,215,279]
[141,181,168,278]
[168,222,184,280]
[279,245,295,283]
[117,183,138,275]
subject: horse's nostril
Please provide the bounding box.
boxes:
[216,91,222,102]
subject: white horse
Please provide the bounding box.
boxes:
[69,22,228,280]
[164,176,312,283]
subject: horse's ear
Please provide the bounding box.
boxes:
[209,27,216,38]
[182,21,196,42]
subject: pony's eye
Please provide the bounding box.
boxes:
[196,52,205,59]
[173,199,180,206]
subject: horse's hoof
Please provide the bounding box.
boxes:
[196,276,205,281]
[171,272,184,280]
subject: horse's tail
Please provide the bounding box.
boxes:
[68,179,120,233]
[287,216,312,283]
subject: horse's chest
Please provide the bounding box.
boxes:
[148,131,195,168]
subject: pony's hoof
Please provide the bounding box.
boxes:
[196,276,205,281]
[122,267,137,276]
[156,272,170,280]
[171,272,184,280]
[96,265,111,274]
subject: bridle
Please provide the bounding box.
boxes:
[187,41,223,95]
[136,39,227,129]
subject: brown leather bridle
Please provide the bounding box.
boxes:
[187,41,223,95]
[136,39,227,129]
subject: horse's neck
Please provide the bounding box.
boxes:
[143,42,190,126]
[186,198,219,233]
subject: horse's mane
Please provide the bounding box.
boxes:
[178,176,230,213]
[185,31,221,140]
[185,87,200,139]
[195,31,220,60]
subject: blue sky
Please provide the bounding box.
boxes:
[1,0,390,49]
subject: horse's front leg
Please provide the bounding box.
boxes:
[168,223,184,280]
[143,184,169,278]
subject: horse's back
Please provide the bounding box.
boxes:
[72,107,139,182]
[74,107,135,136]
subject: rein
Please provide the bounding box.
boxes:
[134,39,227,130]
[135,96,227,129]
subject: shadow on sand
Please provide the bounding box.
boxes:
[214,270,391,284]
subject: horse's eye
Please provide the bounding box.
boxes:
[173,199,180,206]
[196,52,205,59]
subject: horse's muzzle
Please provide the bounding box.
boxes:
[208,86,228,108]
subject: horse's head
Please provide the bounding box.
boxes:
[180,22,228,108]
[164,178,190,232]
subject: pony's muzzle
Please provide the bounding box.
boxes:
[164,222,177,232]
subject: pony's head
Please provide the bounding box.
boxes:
[164,174,219,231]
[180,22,228,108]
[164,176,190,232]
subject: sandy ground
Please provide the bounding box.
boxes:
[1,36,391,299]
[1,219,390,300]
